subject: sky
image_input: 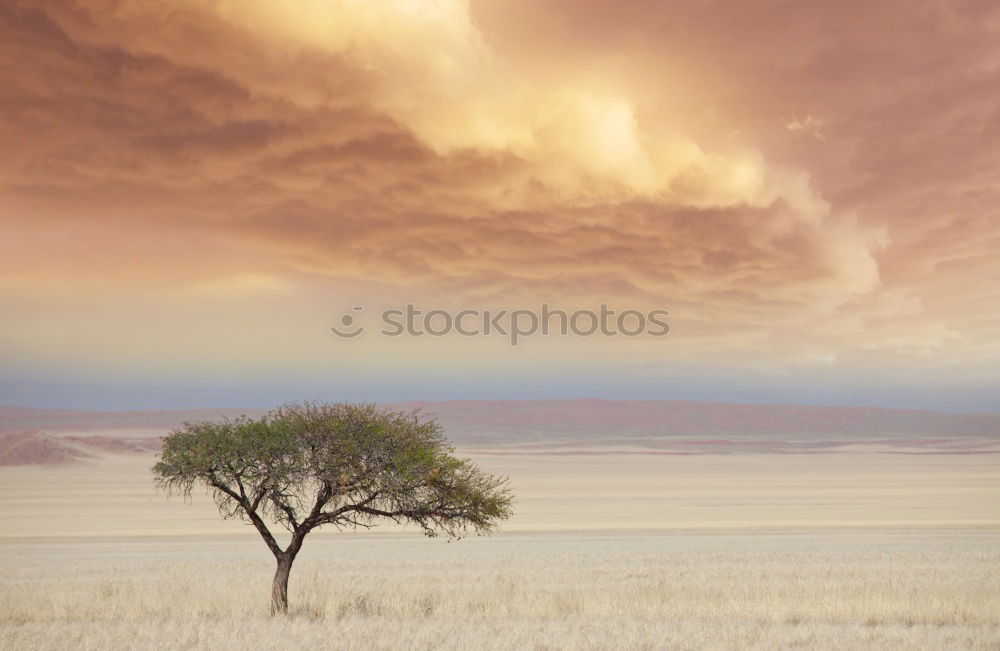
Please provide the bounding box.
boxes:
[1,0,999,411]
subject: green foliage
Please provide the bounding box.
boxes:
[153,402,514,541]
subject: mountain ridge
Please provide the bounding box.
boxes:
[2,400,998,465]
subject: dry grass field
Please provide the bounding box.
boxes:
[2,530,998,650]
[2,450,999,649]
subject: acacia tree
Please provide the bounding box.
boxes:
[153,402,514,614]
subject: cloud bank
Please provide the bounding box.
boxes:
[1,0,998,392]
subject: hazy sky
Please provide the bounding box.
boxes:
[1,1,999,410]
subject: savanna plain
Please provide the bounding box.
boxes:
[2,446,999,649]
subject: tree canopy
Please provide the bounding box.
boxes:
[153,402,514,613]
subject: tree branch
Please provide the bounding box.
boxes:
[269,492,300,531]
[300,481,333,530]
[209,475,283,558]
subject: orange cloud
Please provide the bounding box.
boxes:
[0,0,998,384]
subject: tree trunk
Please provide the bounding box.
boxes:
[271,555,293,615]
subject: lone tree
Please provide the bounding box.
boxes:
[153,402,513,614]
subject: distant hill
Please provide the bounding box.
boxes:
[0,431,92,466]
[1,399,998,465]
[395,399,1000,447]
[0,430,164,465]
[0,406,268,436]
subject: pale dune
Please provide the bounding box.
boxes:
[1,451,997,537]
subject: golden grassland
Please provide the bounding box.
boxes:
[2,530,998,650]
[1,450,999,649]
